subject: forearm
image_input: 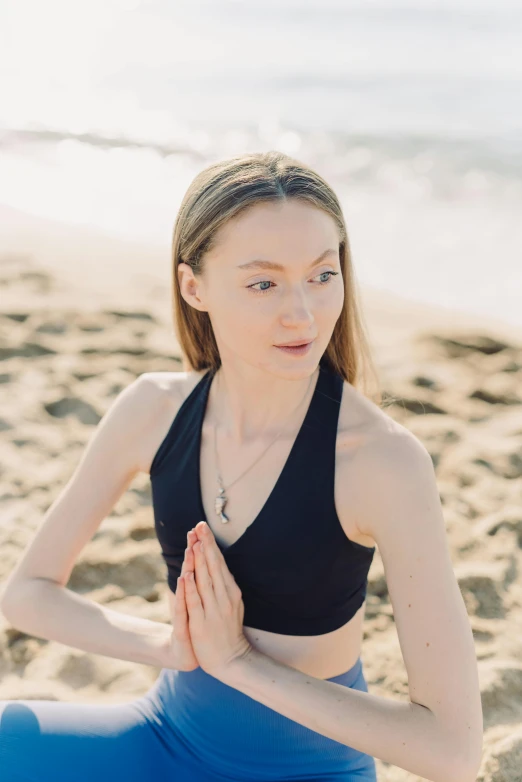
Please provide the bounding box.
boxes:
[1,578,171,668]
[222,649,474,782]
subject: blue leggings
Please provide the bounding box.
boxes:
[0,656,377,781]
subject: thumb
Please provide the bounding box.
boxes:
[174,576,190,637]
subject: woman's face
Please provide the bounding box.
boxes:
[180,199,345,376]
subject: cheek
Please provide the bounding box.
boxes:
[316,286,345,321]
[215,297,268,341]
[334,285,345,317]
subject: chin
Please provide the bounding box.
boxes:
[271,361,319,379]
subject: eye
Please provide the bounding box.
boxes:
[247,270,339,295]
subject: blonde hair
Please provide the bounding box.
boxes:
[171,150,382,406]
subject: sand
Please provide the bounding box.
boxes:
[1,204,521,781]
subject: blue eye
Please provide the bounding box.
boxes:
[247,271,339,295]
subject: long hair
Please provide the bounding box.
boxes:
[171,150,382,406]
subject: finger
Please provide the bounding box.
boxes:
[182,532,202,587]
[176,551,188,613]
[195,522,228,568]
[183,529,197,570]
[193,541,218,613]
[183,570,204,625]
[174,576,189,637]
[197,536,231,609]
[183,527,201,575]
[195,522,225,561]
[195,522,239,599]
[181,545,193,576]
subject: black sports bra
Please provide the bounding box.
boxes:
[149,358,375,636]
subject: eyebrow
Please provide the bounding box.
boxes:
[236,248,338,272]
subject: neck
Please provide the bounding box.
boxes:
[208,364,319,446]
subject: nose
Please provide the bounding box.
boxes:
[279,285,315,327]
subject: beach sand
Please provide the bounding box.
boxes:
[1,204,521,781]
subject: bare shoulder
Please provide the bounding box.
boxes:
[141,369,206,394]
[141,369,208,405]
[335,379,430,549]
[138,369,208,474]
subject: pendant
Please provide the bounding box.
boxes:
[215,485,230,523]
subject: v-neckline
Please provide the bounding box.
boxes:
[195,365,325,556]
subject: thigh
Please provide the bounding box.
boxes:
[151,661,378,782]
[0,696,175,782]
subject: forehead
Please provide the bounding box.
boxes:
[211,201,339,261]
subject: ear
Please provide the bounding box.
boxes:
[178,262,208,313]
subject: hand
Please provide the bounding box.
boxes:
[182,521,254,681]
[162,528,201,671]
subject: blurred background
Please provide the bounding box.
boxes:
[1,0,521,324]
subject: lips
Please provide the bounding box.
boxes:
[275,339,314,347]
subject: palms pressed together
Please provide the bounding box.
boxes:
[165,526,200,671]
[164,521,253,678]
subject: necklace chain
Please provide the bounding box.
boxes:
[213,372,315,523]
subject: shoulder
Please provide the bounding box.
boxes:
[335,378,432,547]
[138,369,207,403]
[137,370,208,474]
[336,376,430,470]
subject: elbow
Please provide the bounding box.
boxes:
[420,704,483,782]
[1,602,21,630]
[445,756,482,782]
[1,589,25,627]
[1,578,64,630]
[1,579,41,628]
[444,735,483,782]
[428,744,481,782]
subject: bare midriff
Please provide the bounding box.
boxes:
[167,591,366,679]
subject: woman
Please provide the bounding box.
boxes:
[0,151,482,782]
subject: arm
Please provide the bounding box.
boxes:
[0,374,173,669]
[220,432,483,782]
[1,578,171,668]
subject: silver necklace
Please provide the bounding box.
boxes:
[213,372,315,523]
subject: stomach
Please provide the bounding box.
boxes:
[167,591,366,679]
